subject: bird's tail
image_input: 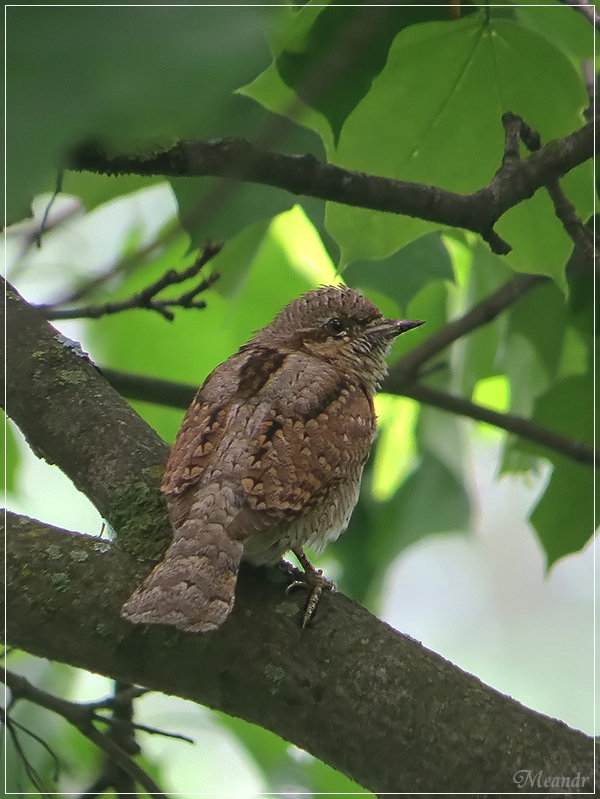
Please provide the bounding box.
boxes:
[121,518,243,633]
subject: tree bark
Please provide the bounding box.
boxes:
[3,280,595,794]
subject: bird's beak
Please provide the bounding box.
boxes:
[372,318,425,338]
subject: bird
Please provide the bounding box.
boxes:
[121,285,423,632]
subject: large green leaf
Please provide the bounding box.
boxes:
[343,232,454,314]
[514,0,595,62]
[519,373,594,566]
[6,5,275,219]
[530,458,594,569]
[275,2,476,145]
[456,243,515,396]
[327,11,590,275]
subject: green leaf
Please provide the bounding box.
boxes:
[454,242,515,396]
[275,2,475,145]
[343,232,454,311]
[514,0,595,62]
[500,279,568,403]
[386,450,472,544]
[326,11,590,276]
[6,5,275,219]
[511,372,594,565]
[500,256,593,476]
[530,459,594,568]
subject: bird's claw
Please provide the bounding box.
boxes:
[287,553,334,628]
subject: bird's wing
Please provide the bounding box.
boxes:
[240,362,375,517]
[162,348,376,534]
[161,347,294,523]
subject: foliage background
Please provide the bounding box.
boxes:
[3,1,596,795]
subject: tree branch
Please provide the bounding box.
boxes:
[4,670,168,798]
[399,382,598,467]
[4,512,595,795]
[37,243,222,322]
[68,117,595,256]
[98,360,598,467]
[546,178,596,266]
[3,278,171,562]
[4,280,596,793]
[388,272,546,379]
[500,112,596,266]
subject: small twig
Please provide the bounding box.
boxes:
[119,721,194,745]
[52,216,184,307]
[403,382,598,467]
[83,681,138,798]
[386,272,546,381]
[38,242,222,322]
[4,714,62,782]
[500,112,595,265]
[35,168,64,248]
[89,684,149,710]
[500,112,540,169]
[2,708,56,796]
[546,179,596,266]
[3,670,170,799]
[557,0,600,30]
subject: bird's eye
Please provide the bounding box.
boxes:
[325,317,346,336]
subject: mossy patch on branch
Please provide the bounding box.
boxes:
[110,476,171,562]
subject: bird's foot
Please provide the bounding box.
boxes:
[286,547,334,628]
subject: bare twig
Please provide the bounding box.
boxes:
[557,0,600,30]
[546,179,596,266]
[403,382,598,467]
[82,681,139,797]
[68,118,595,256]
[387,272,546,380]
[51,216,185,307]
[500,112,595,264]
[38,242,222,322]
[35,168,64,248]
[1,707,59,795]
[3,669,170,799]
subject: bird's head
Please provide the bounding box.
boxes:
[256,285,424,394]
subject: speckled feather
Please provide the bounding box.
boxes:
[121,286,422,632]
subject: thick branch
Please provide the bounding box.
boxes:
[3,278,171,562]
[68,120,595,255]
[4,281,596,792]
[4,512,595,795]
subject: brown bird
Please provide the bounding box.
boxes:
[121,285,423,632]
